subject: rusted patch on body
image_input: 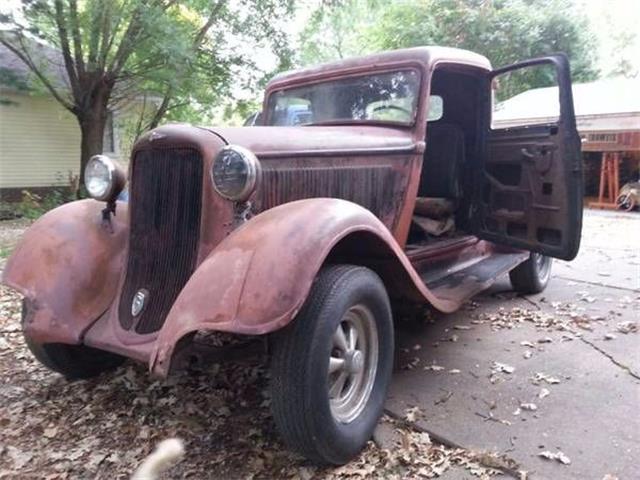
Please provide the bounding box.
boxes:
[2,200,128,345]
[150,198,460,376]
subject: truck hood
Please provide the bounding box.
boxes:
[204,126,419,156]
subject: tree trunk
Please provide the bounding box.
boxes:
[77,87,110,196]
[79,118,105,196]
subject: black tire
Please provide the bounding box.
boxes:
[509,252,553,294]
[270,265,394,465]
[22,300,125,380]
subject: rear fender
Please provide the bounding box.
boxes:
[151,198,455,375]
[2,200,128,344]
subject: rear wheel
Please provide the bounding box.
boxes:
[509,252,553,294]
[270,265,394,465]
[22,300,125,379]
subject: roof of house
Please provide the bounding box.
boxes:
[0,42,69,89]
[494,77,640,122]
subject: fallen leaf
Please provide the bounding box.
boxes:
[538,450,571,465]
[532,372,561,385]
[6,446,34,469]
[617,321,638,334]
[402,357,421,370]
[405,406,424,423]
[492,362,515,374]
[424,364,445,372]
[538,388,550,399]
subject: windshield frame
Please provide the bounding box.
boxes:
[263,66,424,128]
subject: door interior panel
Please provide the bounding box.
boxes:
[475,55,583,261]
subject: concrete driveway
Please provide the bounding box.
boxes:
[387,209,640,479]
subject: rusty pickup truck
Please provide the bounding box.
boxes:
[2,46,582,464]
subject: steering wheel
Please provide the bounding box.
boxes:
[371,104,412,118]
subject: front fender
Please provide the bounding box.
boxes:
[2,200,128,344]
[151,198,453,375]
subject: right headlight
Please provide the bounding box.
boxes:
[85,155,126,202]
[211,145,261,202]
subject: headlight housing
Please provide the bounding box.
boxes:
[211,145,260,202]
[85,155,126,202]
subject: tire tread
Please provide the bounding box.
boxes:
[270,265,392,464]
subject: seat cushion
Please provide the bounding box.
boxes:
[418,123,465,198]
[414,197,455,219]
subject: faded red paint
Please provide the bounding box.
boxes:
[2,200,128,345]
[150,198,465,375]
[3,47,540,378]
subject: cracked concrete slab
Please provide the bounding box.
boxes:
[386,209,640,479]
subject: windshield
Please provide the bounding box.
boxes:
[266,69,421,126]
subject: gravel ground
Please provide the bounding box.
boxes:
[0,220,511,479]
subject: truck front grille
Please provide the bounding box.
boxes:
[119,148,202,334]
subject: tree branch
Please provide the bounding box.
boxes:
[146,86,172,130]
[109,2,147,76]
[99,1,124,69]
[53,0,80,97]
[133,93,149,139]
[193,0,227,47]
[67,0,85,75]
[87,6,100,68]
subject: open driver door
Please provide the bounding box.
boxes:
[475,54,583,261]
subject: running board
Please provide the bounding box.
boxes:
[423,252,528,302]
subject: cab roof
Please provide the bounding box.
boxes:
[267,46,492,91]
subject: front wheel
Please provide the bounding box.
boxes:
[22,300,125,380]
[509,252,553,294]
[270,265,394,465]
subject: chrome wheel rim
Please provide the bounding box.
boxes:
[533,253,552,283]
[328,304,379,424]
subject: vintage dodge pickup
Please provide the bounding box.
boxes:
[2,46,582,464]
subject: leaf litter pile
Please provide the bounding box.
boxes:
[0,284,512,479]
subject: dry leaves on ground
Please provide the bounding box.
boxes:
[0,284,508,479]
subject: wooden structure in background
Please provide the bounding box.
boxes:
[495,78,640,209]
[589,152,620,208]
[583,131,640,210]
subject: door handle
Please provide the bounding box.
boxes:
[521,146,554,173]
[521,147,535,161]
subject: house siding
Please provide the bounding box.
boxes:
[0,92,80,189]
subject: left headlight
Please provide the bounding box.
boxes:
[85,155,126,202]
[211,145,261,202]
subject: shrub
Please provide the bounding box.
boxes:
[12,189,74,220]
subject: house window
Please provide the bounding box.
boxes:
[103,111,115,153]
[588,133,617,143]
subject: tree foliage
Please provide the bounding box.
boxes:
[299,0,599,88]
[0,0,293,185]
[298,0,382,66]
